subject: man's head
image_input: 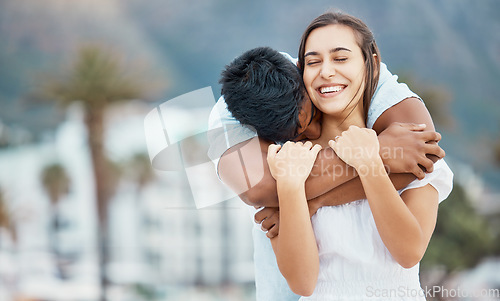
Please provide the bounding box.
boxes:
[220,47,320,143]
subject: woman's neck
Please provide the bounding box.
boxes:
[313,109,366,147]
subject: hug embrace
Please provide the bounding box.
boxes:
[209,11,453,301]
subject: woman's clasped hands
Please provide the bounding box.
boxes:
[267,141,322,185]
[329,125,383,174]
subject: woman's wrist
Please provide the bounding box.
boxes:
[355,156,386,179]
[276,178,306,192]
[275,172,308,184]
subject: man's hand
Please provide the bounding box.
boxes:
[378,122,445,179]
[254,207,280,238]
[255,197,323,239]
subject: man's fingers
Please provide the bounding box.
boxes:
[420,131,442,142]
[424,143,446,159]
[266,224,279,239]
[419,157,435,173]
[254,207,272,223]
[261,217,276,232]
[303,141,313,148]
[254,211,265,224]
[412,165,426,180]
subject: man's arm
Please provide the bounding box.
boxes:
[257,172,416,238]
[374,97,442,171]
[315,97,443,207]
[318,97,445,205]
[219,138,355,208]
[373,97,435,133]
[219,97,444,208]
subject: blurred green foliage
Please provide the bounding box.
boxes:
[396,73,454,131]
[422,181,500,272]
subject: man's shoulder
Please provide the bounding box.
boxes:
[367,62,420,128]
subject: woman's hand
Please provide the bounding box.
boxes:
[267,141,322,185]
[329,125,381,171]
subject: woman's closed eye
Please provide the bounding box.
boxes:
[333,57,348,62]
[306,60,321,66]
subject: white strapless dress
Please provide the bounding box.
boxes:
[300,160,453,301]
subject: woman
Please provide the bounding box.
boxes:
[266,12,452,300]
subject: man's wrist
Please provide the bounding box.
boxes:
[377,134,396,166]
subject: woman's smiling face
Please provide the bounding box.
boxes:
[302,24,366,119]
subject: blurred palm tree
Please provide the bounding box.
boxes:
[128,153,155,193]
[495,138,500,166]
[0,189,9,231]
[0,188,15,243]
[124,152,157,290]
[0,187,19,301]
[45,45,145,301]
[40,163,71,278]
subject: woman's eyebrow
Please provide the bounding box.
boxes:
[304,47,352,58]
[304,51,319,58]
[330,47,352,53]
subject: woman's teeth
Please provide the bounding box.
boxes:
[320,86,343,94]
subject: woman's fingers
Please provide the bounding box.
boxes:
[311,144,322,156]
[267,144,281,155]
[267,144,281,162]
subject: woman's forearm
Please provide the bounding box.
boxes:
[271,181,319,296]
[358,159,426,268]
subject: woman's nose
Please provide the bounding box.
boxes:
[320,62,335,79]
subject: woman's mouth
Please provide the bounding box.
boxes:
[318,85,346,95]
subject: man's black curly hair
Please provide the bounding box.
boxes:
[220,47,306,143]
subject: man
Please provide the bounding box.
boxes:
[208,47,446,300]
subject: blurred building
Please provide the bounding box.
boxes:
[0,102,254,300]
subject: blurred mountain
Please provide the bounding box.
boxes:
[0,0,499,186]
